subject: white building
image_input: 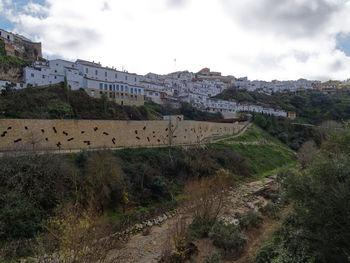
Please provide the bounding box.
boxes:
[23,59,145,106]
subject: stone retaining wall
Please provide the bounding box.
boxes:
[0,118,244,151]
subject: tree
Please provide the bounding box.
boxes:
[186,169,232,238]
[82,151,125,212]
[100,93,108,114]
[297,140,318,169]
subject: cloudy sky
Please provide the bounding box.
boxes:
[1,0,350,81]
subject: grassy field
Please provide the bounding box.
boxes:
[211,143,296,178]
[211,125,296,177]
[222,124,285,146]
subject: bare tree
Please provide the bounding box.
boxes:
[298,140,319,169]
[184,169,231,223]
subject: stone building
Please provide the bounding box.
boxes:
[0,28,42,62]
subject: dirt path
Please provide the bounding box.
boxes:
[209,123,251,144]
[105,176,277,263]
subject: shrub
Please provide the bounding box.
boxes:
[81,151,125,212]
[259,202,280,219]
[188,215,216,239]
[239,209,263,229]
[0,153,74,241]
[209,221,247,254]
[204,251,222,263]
[35,203,117,262]
[0,192,42,240]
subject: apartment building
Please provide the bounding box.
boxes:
[23,59,145,106]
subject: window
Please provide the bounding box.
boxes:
[121,94,124,99]
[125,76,128,80]
[135,77,137,82]
[105,72,107,77]
[99,91,103,96]
[113,84,115,91]
[125,95,128,99]
[85,68,88,73]
[109,93,113,98]
[91,91,95,96]
[42,75,45,79]
[155,92,159,96]
[116,84,119,91]
[125,86,128,92]
[115,73,117,78]
[149,91,153,95]
[99,83,103,90]
[95,70,98,75]
[54,76,57,79]
[138,89,141,94]
[121,85,124,92]
[109,84,112,91]
[31,73,34,77]
[135,96,137,101]
[104,84,108,90]
[130,88,133,94]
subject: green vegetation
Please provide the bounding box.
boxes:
[223,124,287,147]
[144,101,223,121]
[0,84,222,121]
[216,87,350,124]
[209,221,247,255]
[0,41,29,67]
[210,143,296,177]
[0,127,297,260]
[0,84,151,120]
[253,113,316,150]
[255,123,350,263]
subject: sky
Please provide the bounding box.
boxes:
[1,0,350,81]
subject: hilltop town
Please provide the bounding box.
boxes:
[2,28,350,120]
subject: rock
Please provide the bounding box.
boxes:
[247,202,255,209]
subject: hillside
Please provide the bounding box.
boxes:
[216,87,350,124]
[0,83,222,121]
[0,122,296,262]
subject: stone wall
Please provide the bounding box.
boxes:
[0,118,244,151]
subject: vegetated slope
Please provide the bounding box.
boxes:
[0,126,296,260]
[0,84,220,120]
[216,87,350,124]
[0,41,29,82]
[211,125,296,177]
[255,124,350,263]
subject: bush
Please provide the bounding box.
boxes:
[239,209,263,229]
[259,202,280,219]
[81,151,125,212]
[209,221,247,254]
[204,251,222,263]
[188,215,216,239]
[0,192,42,240]
[0,154,74,241]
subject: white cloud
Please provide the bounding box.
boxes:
[2,0,350,80]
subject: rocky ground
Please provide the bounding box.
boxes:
[105,176,278,263]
